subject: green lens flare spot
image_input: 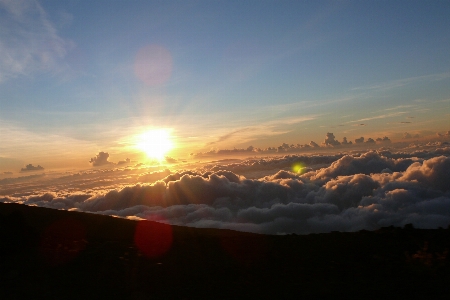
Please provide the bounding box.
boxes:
[292,163,304,174]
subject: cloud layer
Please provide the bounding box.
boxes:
[1,148,450,234]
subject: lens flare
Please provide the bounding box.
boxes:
[134,45,173,86]
[134,219,173,258]
[292,163,304,174]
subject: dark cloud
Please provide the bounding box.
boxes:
[20,164,44,172]
[355,137,364,144]
[365,138,375,144]
[398,156,450,191]
[403,132,412,139]
[309,141,319,148]
[376,137,391,144]
[403,133,420,139]
[341,137,352,145]
[323,132,340,147]
[117,158,130,165]
[89,152,113,166]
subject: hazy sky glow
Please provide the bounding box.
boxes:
[1,0,450,171]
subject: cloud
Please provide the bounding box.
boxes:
[322,132,340,147]
[341,137,352,145]
[0,173,45,184]
[305,151,415,181]
[2,148,450,235]
[190,132,395,158]
[20,164,44,172]
[376,137,391,144]
[349,112,407,123]
[309,141,319,148]
[192,139,335,157]
[165,156,177,164]
[402,132,420,139]
[0,0,73,81]
[398,156,450,191]
[351,72,450,92]
[437,131,450,138]
[117,158,130,165]
[207,128,252,146]
[207,153,342,179]
[403,132,412,139]
[89,152,113,167]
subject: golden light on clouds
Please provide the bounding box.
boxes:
[136,129,174,160]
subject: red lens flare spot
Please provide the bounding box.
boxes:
[134,45,173,86]
[39,218,87,266]
[134,219,173,258]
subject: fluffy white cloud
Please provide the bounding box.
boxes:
[2,148,450,234]
[305,151,416,181]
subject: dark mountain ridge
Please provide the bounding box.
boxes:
[1,203,449,299]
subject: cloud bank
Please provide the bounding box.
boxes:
[2,147,450,235]
[190,132,416,158]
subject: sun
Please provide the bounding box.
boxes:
[136,129,174,160]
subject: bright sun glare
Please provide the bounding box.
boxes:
[136,129,174,160]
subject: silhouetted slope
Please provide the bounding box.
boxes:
[1,203,449,299]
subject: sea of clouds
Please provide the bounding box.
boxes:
[1,146,450,235]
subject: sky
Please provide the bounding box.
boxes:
[1,0,450,172]
[1,1,450,234]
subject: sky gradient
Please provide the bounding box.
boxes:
[1,0,450,171]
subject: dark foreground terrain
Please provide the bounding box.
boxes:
[1,203,449,299]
